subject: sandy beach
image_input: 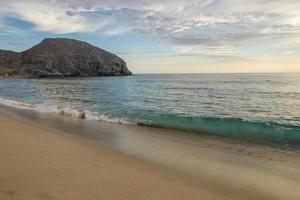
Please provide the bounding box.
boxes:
[1,110,300,200]
[0,112,226,200]
[0,0,300,199]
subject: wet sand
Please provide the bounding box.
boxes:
[1,109,300,200]
[0,112,226,200]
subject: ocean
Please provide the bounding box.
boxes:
[0,73,300,146]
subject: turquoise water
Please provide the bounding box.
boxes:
[0,74,300,146]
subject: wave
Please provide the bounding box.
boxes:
[140,113,300,147]
[58,107,134,124]
[1,97,300,147]
[0,97,35,110]
[0,97,135,125]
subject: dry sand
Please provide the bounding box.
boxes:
[1,112,300,200]
[0,113,225,200]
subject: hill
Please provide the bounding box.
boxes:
[0,38,131,77]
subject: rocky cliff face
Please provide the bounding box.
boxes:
[0,38,132,77]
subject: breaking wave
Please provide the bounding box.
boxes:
[0,97,134,125]
[1,96,300,147]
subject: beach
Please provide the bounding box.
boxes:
[0,0,299,199]
[0,112,224,200]
[1,107,300,200]
[0,0,300,198]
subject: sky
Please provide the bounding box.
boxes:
[0,0,300,74]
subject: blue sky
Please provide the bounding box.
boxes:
[0,0,300,73]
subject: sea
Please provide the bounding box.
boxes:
[0,73,300,146]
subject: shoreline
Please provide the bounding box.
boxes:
[1,107,300,199]
[0,112,222,200]
[0,96,299,149]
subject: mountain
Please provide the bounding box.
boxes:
[0,38,132,77]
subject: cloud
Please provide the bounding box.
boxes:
[0,0,299,46]
[0,0,110,33]
[117,45,244,62]
[284,51,295,55]
[102,27,129,36]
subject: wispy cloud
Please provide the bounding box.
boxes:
[102,27,130,36]
[0,0,299,72]
[0,0,110,33]
[1,0,300,38]
[284,51,295,55]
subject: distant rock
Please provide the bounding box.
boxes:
[0,38,132,77]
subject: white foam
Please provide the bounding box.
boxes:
[0,97,34,110]
[59,107,82,118]
[58,108,134,124]
[35,103,59,113]
[0,97,135,125]
[98,114,135,125]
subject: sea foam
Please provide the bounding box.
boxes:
[0,97,34,110]
[0,97,134,125]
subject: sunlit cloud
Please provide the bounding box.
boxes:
[1,0,300,38]
[0,0,299,73]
